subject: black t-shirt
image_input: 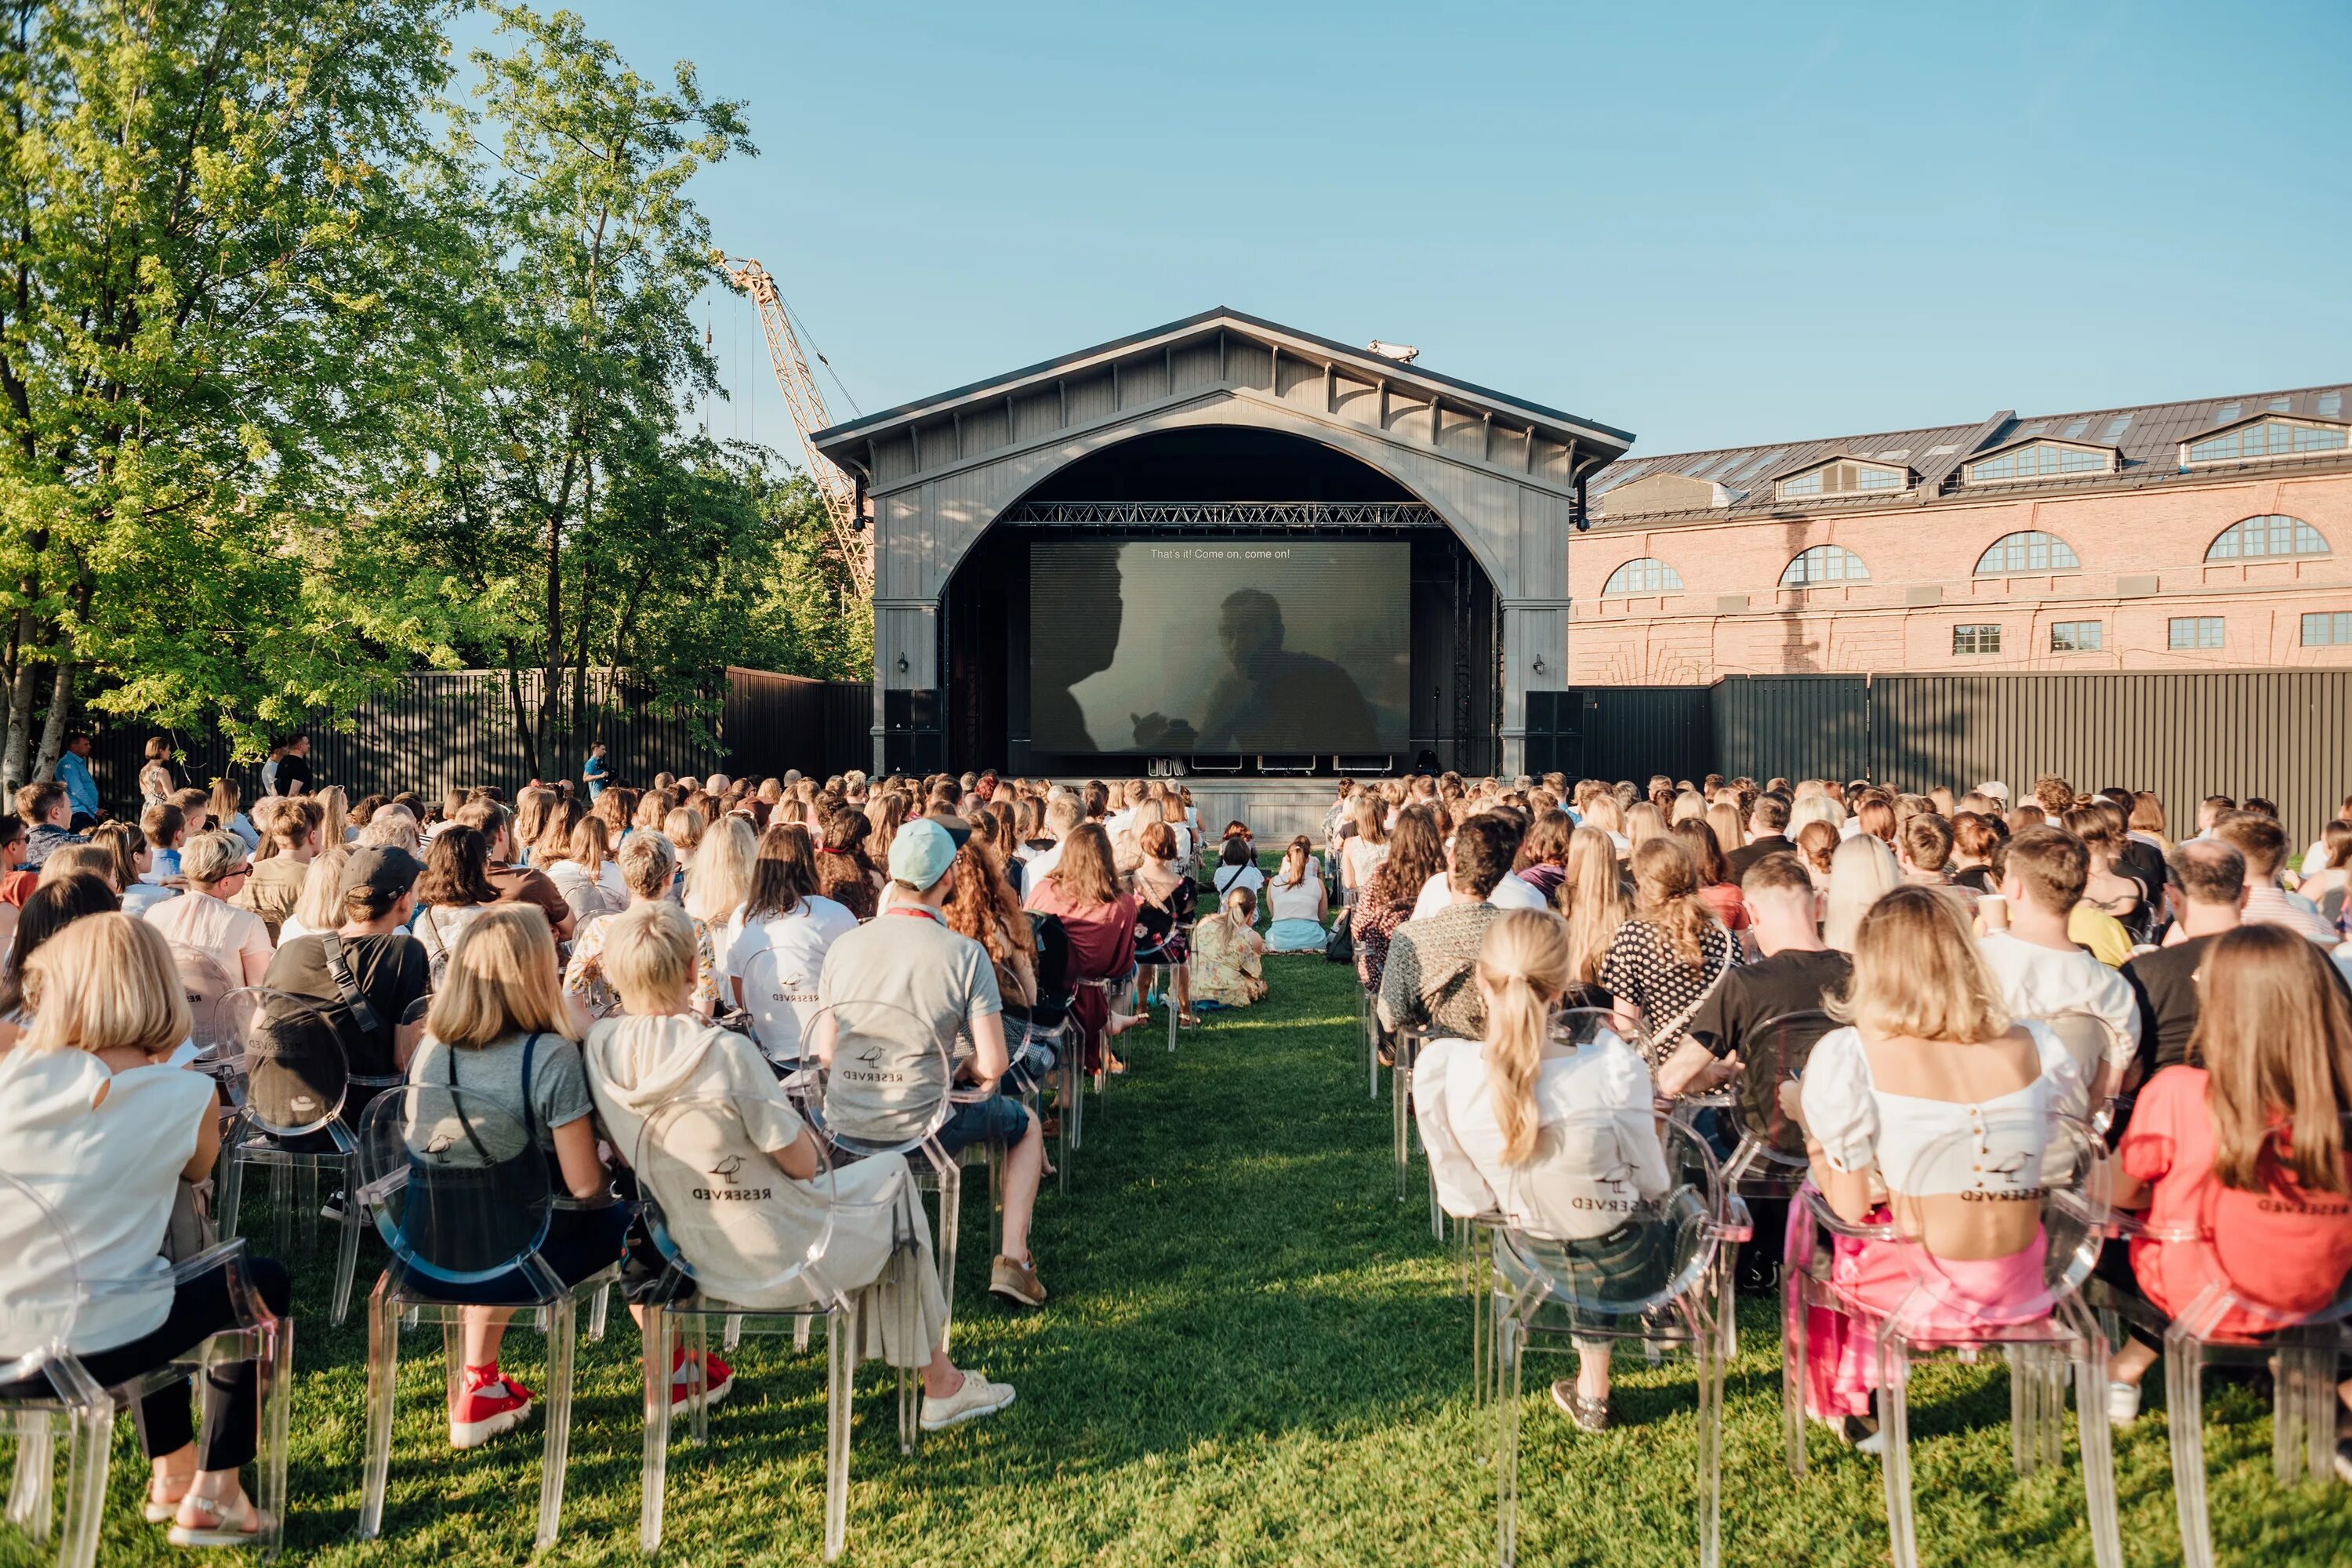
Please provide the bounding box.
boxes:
[274,752,312,796]
[2126,931,2352,1074]
[1952,865,1998,895]
[263,932,430,1079]
[1686,948,1853,1064]
[1726,835,1793,882]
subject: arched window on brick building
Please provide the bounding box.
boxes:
[1601,557,1683,595]
[1974,530,2082,574]
[2205,515,2329,561]
[1780,544,1870,586]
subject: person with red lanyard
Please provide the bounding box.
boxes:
[1022,822,1145,1073]
[816,818,1052,1309]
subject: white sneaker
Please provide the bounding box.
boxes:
[2107,1381,2142,1427]
[919,1370,1016,1432]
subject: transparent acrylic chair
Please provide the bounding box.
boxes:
[632,1091,859,1558]
[805,998,960,1392]
[2089,1127,2352,1568]
[354,1083,619,1551]
[170,946,241,1056]
[213,987,375,1326]
[742,945,822,1073]
[1,1172,293,1566]
[1781,1111,2119,1568]
[1675,1008,1837,1357]
[1483,1110,1748,1568]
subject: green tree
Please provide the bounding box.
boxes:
[0,0,466,781]
[404,3,756,782]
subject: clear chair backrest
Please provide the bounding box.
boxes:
[742,944,823,1067]
[0,1168,82,1381]
[221,987,350,1136]
[633,1092,837,1308]
[1879,1109,2104,1330]
[170,945,239,1056]
[358,1084,554,1287]
[804,998,956,1160]
[1497,1110,1726,1320]
[1550,1004,1646,1058]
[2035,1008,2117,1087]
[1721,1009,1840,1172]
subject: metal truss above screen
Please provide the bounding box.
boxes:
[996,501,1447,528]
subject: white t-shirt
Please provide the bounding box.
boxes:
[1410,868,1550,924]
[549,858,627,905]
[1023,840,1066,888]
[0,1050,212,1353]
[1212,862,1267,905]
[1414,1030,1670,1243]
[1975,930,2140,1071]
[1799,1020,2087,1196]
[143,891,273,985]
[724,896,858,1062]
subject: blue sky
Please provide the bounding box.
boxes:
[470,1,2352,458]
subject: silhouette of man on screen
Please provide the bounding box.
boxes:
[1033,544,1122,753]
[1193,589,1377,753]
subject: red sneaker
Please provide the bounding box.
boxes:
[450,1366,536,1450]
[670,1347,735,1411]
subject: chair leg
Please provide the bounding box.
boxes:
[2165,1332,2215,1568]
[934,1157,961,1356]
[217,1148,246,1242]
[358,1280,400,1540]
[1876,1333,1918,1568]
[723,1314,742,1353]
[1393,1061,1410,1203]
[1781,1247,1809,1479]
[587,1283,612,1344]
[269,1162,292,1254]
[56,1395,111,1568]
[2274,1340,2336,1486]
[298,1163,319,1250]
[824,1308,853,1562]
[331,1194,364,1329]
[1495,1307,1523,1568]
[6,1410,54,1541]
[2071,1320,2123,1568]
[638,1305,673,1555]
[534,1297,578,1549]
[1692,1299,1724,1568]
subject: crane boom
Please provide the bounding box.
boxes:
[721,256,872,594]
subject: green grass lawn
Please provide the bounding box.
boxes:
[11,946,2352,1565]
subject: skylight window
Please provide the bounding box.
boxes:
[2321,392,2343,417]
[2103,414,2133,439]
[1963,442,2113,484]
[1776,459,1908,500]
[2183,418,2350,465]
[2063,419,2091,437]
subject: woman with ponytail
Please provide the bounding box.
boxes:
[1415,909,1670,1432]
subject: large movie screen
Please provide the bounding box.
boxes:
[1029,539,1410,756]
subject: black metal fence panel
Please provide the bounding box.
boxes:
[1577,670,2352,842]
[86,668,872,812]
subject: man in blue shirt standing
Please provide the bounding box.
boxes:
[582,741,610,800]
[58,732,101,830]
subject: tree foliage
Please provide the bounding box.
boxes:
[0,0,868,782]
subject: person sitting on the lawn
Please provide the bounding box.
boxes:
[1189,885,1266,1009]
[1263,835,1330,953]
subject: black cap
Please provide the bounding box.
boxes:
[339,846,422,901]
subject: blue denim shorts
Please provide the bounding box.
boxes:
[937,1091,1033,1154]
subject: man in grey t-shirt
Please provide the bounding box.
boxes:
[817,819,1051,1309]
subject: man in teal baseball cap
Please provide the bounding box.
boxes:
[887,816,959,895]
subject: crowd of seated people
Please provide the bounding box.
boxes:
[11,742,2352,1549]
[1343,764,2352,1472]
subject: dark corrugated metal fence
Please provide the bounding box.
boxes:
[1573,671,2352,840]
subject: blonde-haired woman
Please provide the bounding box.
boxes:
[0,914,291,1544]
[662,806,705,890]
[1341,793,1388,902]
[277,844,350,943]
[312,785,350,853]
[582,900,1015,1432]
[1581,791,1628,854]
[683,811,757,1018]
[405,905,617,1448]
[1787,885,2086,1443]
[1417,909,1668,1430]
[1623,801,1667,857]
[1555,825,1628,1009]
[1821,832,1900,953]
[1598,837,1740,1068]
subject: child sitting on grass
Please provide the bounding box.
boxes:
[1189,886,1266,1009]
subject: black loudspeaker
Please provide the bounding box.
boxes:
[883,688,941,775]
[1522,691,1582,778]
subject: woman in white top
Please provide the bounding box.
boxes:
[1415,909,1670,1431]
[0,914,290,1545]
[1263,835,1330,952]
[1789,885,2087,1442]
[544,817,627,912]
[1341,794,1388,899]
[584,899,1014,1431]
[1210,836,1266,913]
[724,824,855,1062]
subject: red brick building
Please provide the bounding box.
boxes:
[1570,385,2352,683]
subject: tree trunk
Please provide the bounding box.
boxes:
[31,655,73,784]
[538,508,561,779]
[2,614,44,796]
[503,651,539,782]
[568,554,593,786]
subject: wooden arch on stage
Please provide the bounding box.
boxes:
[813,307,1634,774]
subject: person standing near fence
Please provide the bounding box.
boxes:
[582,742,611,801]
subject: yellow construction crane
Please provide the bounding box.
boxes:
[720,256,872,594]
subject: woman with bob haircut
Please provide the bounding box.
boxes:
[405,905,620,1450]
[413,825,501,971]
[1415,909,1668,1431]
[2097,924,2352,1428]
[1787,884,2087,1447]
[0,914,292,1544]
